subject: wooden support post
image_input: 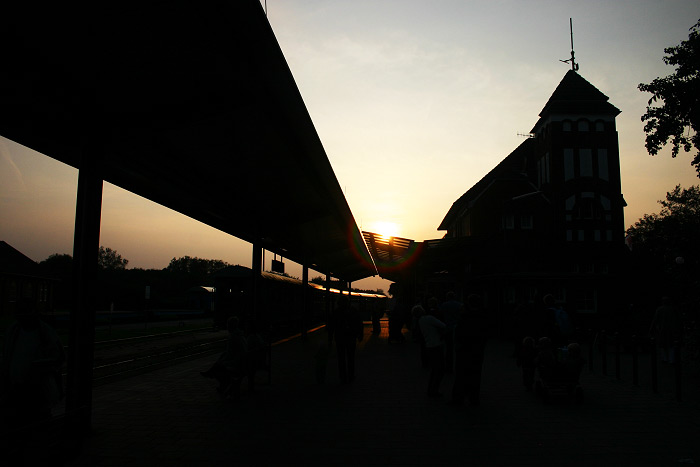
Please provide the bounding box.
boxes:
[251,242,262,321]
[632,335,639,386]
[66,154,103,439]
[674,340,682,402]
[601,331,607,376]
[301,265,308,339]
[650,338,658,394]
[325,273,331,324]
[615,332,621,380]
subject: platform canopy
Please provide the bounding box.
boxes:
[0,1,376,282]
[362,231,422,282]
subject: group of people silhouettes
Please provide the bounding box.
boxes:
[512,293,582,392]
[200,315,268,400]
[409,291,489,405]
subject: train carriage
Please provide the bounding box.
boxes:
[213,265,386,332]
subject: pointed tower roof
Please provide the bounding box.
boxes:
[531,70,620,132]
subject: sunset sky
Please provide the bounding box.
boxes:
[1,1,699,292]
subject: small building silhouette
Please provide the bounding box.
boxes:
[0,241,55,317]
[185,286,216,312]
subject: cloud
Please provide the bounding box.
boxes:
[0,138,27,193]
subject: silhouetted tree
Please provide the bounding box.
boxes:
[626,185,700,320]
[638,19,700,177]
[39,253,73,276]
[166,256,229,277]
[626,185,700,261]
[98,246,128,270]
[39,253,74,310]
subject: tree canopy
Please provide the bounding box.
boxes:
[625,186,700,341]
[626,184,700,265]
[98,246,129,270]
[39,253,73,274]
[638,19,700,177]
[165,256,229,277]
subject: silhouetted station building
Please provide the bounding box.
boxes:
[0,241,55,316]
[365,70,627,327]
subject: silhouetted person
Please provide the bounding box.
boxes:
[516,336,537,391]
[245,320,267,393]
[440,291,464,373]
[419,297,446,397]
[543,294,573,347]
[512,294,539,357]
[201,316,247,400]
[451,294,488,405]
[563,342,585,384]
[387,283,407,344]
[328,296,363,383]
[534,336,556,381]
[410,296,428,368]
[1,299,65,465]
[371,301,383,335]
[649,296,682,363]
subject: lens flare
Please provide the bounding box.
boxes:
[371,221,399,241]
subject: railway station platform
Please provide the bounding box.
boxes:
[61,322,699,466]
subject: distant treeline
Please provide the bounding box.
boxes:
[39,250,383,312]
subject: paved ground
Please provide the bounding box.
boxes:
[58,322,699,466]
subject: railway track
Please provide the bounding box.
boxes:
[92,334,227,385]
[59,327,229,386]
[78,323,321,385]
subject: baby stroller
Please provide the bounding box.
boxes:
[534,339,585,404]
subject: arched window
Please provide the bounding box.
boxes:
[574,194,603,220]
[579,149,593,177]
[577,120,589,131]
[597,149,609,180]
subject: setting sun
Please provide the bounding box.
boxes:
[371,221,399,241]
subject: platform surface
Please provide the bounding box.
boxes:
[59,323,699,466]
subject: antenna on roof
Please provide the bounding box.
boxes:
[559,18,579,72]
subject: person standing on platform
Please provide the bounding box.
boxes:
[440,291,464,373]
[201,316,248,400]
[328,296,364,384]
[419,297,446,397]
[387,283,407,344]
[451,294,489,406]
[649,296,682,363]
[371,298,383,336]
[410,295,428,368]
[1,299,65,464]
